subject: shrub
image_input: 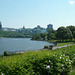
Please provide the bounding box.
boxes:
[44,45,48,49]
[49,45,53,50]
[0,45,75,75]
[4,51,8,56]
[0,51,72,75]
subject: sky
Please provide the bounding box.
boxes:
[0,0,75,30]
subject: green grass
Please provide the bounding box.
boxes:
[57,42,75,46]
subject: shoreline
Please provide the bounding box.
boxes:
[31,39,55,45]
[0,38,55,55]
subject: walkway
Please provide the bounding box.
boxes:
[52,44,75,50]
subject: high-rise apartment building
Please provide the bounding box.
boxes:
[0,22,2,30]
[47,24,53,29]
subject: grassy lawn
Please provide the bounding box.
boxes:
[57,42,75,46]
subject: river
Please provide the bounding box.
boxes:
[0,38,54,55]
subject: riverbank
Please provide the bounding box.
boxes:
[2,42,75,56]
[0,38,53,55]
[10,43,75,54]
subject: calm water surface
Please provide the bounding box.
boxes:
[0,38,54,55]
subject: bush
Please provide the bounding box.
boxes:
[0,50,73,75]
[44,45,48,49]
[4,51,8,56]
[31,54,72,75]
[49,45,53,50]
[0,45,75,75]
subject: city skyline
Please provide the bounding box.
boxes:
[1,21,53,29]
[0,0,75,29]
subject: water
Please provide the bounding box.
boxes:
[0,38,54,55]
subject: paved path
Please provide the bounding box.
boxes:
[52,44,75,50]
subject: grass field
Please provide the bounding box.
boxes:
[57,42,75,46]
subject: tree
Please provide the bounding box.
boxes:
[49,33,56,40]
[73,31,75,39]
[32,34,41,40]
[40,33,47,40]
[67,25,75,33]
[56,27,65,40]
[67,25,75,39]
[56,27,72,41]
[47,29,56,40]
[64,28,73,40]
[47,28,53,34]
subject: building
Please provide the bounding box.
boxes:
[46,24,53,32]
[2,27,17,31]
[47,24,53,29]
[34,25,41,29]
[0,22,2,30]
[33,25,46,33]
[41,29,46,33]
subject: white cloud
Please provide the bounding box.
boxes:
[69,0,75,5]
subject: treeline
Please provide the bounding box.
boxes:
[32,25,75,42]
[0,30,34,38]
[1,25,75,40]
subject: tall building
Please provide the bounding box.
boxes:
[46,24,53,32]
[23,26,25,29]
[0,22,2,30]
[47,24,53,29]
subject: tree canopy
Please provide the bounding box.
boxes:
[56,27,73,41]
[67,25,75,39]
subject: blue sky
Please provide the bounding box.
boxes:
[0,0,75,29]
